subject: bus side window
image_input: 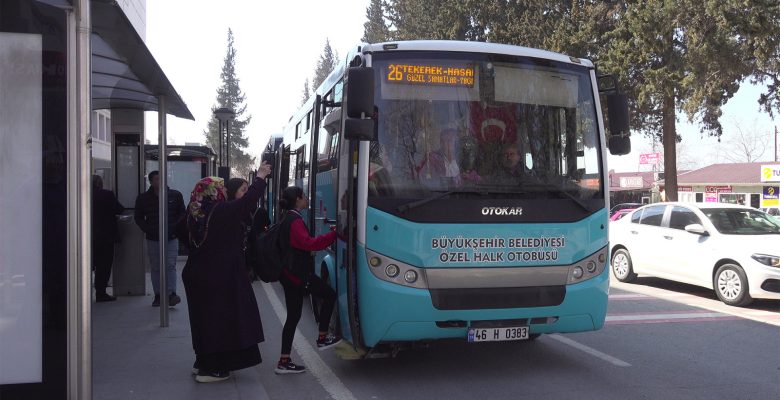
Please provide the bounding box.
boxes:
[329,132,339,169]
[294,145,307,179]
[288,150,297,184]
[317,120,331,172]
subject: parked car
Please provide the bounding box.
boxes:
[610,202,643,217]
[610,208,636,221]
[760,207,779,216]
[609,203,780,306]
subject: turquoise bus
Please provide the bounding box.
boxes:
[270,40,630,351]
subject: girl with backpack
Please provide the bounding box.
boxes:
[275,186,340,374]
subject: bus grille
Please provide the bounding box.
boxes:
[429,286,566,310]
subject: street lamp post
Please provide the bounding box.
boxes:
[213,107,235,178]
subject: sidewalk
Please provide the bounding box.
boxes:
[91,259,271,400]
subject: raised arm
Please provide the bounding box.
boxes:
[221,162,272,219]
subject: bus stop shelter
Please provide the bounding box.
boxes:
[0,1,192,399]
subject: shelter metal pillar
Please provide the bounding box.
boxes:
[158,95,169,326]
[68,0,92,399]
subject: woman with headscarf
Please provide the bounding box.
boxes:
[225,177,269,281]
[182,163,271,383]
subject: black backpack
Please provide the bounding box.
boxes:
[251,222,282,283]
[250,216,290,283]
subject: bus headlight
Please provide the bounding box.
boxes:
[586,261,597,273]
[385,264,400,277]
[366,249,428,289]
[567,247,608,284]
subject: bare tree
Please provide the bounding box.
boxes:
[721,118,770,163]
[675,140,700,171]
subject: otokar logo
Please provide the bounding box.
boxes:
[481,206,523,216]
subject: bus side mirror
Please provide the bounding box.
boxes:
[344,67,376,141]
[346,67,374,118]
[344,119,376,141]
[607,93,631,155]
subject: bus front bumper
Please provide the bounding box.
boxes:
[358,267,609,347]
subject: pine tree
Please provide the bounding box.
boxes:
[600,0,780,200]
[313,39,337,92]
[204,28,254,177]
[385,0,477,41]
[301,79,311,105]
[362,0,390,43]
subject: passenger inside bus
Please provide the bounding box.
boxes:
[494,143,537,185]
[417,127,460,186]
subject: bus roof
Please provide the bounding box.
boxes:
[361,40,594,68]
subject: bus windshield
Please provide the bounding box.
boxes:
[368,52,604,221]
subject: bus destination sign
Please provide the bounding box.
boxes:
[386,63,475,87]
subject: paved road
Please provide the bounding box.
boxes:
[252,276,780,400]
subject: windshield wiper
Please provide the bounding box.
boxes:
[397,190,483,213]
[524,183,591,213]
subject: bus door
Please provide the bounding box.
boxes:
[312,103,341,274]
[309,98,343,324]
[335,134,362,347]
[272,145,289,222]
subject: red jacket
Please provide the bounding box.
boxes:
[282,210,336,284]
[289,216,336,251]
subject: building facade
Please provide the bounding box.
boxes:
[674,162,780,209]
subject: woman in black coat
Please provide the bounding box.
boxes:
[182,163,270,383]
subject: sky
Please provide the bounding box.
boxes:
[142,0,779,173]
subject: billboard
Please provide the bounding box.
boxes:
[639,152,661,165]
[0,32,43,385]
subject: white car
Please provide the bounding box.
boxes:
[609,202,780,306]
[760,207,779,217]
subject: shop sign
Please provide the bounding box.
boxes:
[763,186,779,207]
[761,165,780,182]
[619,176,643,188]
[705,185,732,193]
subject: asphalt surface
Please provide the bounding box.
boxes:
[254,276,780,400]
[91,266,779,400]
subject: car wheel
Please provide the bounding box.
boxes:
[714,264,753,307]
[611,249,637,283]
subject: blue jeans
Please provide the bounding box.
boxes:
[147,239,178,296]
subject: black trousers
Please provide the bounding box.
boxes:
[92,242,115,294]
[280,273,336,355]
